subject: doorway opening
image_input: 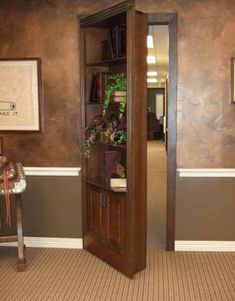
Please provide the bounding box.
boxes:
[147,14,177,250]
[147,24,169,247]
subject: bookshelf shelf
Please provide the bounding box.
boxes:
[95,141,126,149]
[86,102,103,106]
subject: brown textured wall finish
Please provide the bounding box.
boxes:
[1,0,235,168]
[137,0,235,168]
[0,0,120,167]
[0,0,235,241]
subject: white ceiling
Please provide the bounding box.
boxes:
[147,25,169,86]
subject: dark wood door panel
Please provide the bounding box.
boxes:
[107,192,125,254]
[87,185,107,242]
[83,234,135,278]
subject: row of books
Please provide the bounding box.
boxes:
[89,72,110,103]
[101,25,126,61]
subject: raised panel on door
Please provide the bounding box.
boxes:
[87,185,108,242]
[107,192,125,254]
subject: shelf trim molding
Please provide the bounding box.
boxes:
[24,167,81,177]
[80,1,131,27]
[178,168,235,177]
[175,240,235,252]
[1,237,83,249]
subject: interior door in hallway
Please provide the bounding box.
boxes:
[80,1,147,278]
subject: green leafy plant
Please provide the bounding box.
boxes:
[112,130,127,146]
[83,140,92,159]
[83,128,97,159]
[83,76,128,158]
[119,99,126,119]
[103,73,127,118]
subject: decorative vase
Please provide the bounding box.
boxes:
[112,91,127,102]
[99,132,109,143]
[104,150,121,180]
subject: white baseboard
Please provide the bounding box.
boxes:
[3,238,234,252]
[175,240,235,252]
[0,237,83,249]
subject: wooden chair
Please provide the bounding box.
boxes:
[0,163,26,272]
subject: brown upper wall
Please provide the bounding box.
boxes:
[0,0,120,167]
[138,0,235,168]
[1,0,235,167]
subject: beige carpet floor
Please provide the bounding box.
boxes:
[1,141,234,300]
[0,246,234,301]
[147,140,167,247]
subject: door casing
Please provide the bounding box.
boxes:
[148,13,178,251]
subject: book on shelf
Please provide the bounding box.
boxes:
[110,178,127,188]
[89,72,111,103]
[118,25,126,57]
[111,187,126,192]
[101,40,113,60]
[112,25,126,57]
[101,25,126,61]
[108,26,115,58]
[89,74,98,102]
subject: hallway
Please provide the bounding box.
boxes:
[147,140,167,247]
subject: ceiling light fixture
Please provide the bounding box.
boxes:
[147,35,154,48]
[147,78,158,83]
[147,71,158,76]
[147,56,156,64]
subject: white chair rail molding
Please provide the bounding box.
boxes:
[178,168,235,177]
[23,167,81,177]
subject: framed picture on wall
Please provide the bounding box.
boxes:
[0,137,2,155]
[0,58,42,131]
[231,57,235,104]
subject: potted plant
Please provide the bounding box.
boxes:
[83,114,127,158]
[103,73,127,119]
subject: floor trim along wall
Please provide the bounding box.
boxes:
[24,167,81,177]
[1,237,83,249]
[2,238,235,251]
[175,240,235,252]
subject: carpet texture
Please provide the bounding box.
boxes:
[0,246,234,301]
[147,140,167,247]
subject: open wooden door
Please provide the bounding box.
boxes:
[80,1,147,278]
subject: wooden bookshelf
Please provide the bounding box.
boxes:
[80,0,147,278]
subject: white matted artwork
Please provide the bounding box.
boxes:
[0,58,42,131]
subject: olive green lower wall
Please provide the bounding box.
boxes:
[22,176,82,238]
[18,175,235,241]
[176,176,235,241]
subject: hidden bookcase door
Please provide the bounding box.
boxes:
[80,0,147,278]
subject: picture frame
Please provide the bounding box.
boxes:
[0,137,3,155]
[231,57,235,104]
[0,58,42,131]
